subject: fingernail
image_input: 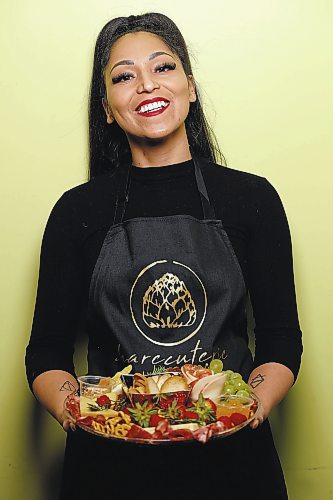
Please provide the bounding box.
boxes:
[70,423,76,432]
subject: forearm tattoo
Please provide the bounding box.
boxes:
[60,380,78,394]
[249,373,266,389]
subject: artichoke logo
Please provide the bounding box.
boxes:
[142,272,196,329]
[130,260,207,346]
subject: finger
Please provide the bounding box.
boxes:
[250,415,264,429]
[62,419,70,432]
[62,419,76,432]
[250,418,260,429]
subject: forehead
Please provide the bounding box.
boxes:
[108,32,174,64]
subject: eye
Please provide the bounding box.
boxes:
[155,62,176,73]
[111,72,134,84]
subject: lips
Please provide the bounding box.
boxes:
[136,97,170,116]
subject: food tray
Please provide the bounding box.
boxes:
[64,392,261,445]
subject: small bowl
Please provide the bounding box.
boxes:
[78,375,115,399]
[214,394,255,419]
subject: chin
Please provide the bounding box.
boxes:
[127,122,186,145]
[128,130,171,144]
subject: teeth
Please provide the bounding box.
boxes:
[138,100,168,113]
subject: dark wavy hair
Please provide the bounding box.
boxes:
[89,12,224,178]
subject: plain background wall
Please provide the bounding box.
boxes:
[1,0,332,498]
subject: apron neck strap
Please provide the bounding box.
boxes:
[113,155,216,225]
[113,161,132,226]
[193,155,216,219]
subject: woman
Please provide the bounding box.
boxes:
[26,13,302,499]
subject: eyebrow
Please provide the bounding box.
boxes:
[110,51,174,73]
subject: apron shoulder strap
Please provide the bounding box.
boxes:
[113,161,132,226]
[193,155,216,220]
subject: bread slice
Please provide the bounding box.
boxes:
[156,373,171,390]
[146,377,159,394]
[160,375,189,393]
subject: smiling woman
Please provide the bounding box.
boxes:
[88,13,222,177]
[101,32,196,152]
[25,12,302,500]
[103,32,196,151]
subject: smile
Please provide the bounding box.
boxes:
[136,99,170,117]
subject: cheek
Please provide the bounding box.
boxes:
[107,87,131,114]
[177,89,191,117]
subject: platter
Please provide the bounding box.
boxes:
[64,392,260,444]
[64,364,261,445]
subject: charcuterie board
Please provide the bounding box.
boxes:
[64,364,261,445]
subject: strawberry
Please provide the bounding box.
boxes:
[96,395,111,406]
[157,394,173,410]
[204,398,217,412]
[178,404,186,419]
[160,400,185,420]
[170,391,189,406]
[132,394,147,405]
[230,413,247,426]
[149,414,165,427]
[217,416,234,429]
[187,394,217,424]
[184,410,199,420]
[128,401,157,428]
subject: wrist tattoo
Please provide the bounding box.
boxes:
[60,381,78,394]
[250,373,265,389]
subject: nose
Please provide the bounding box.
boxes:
[136,71,160,94]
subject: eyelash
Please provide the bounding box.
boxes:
[111,62,176,84]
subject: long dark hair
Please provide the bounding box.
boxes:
[89,13,224,179]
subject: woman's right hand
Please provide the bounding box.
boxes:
[32,370,79,432]
[62,414,77,432]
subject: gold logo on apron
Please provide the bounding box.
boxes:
[130,260,207,347]
[143,272,197,329]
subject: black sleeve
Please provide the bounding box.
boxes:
[247,178,303,379]
[25,192,85,390]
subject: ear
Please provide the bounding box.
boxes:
[188,75,197,103]
[102,97,114,124]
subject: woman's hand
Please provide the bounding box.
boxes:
[249,400,267,429]
[247,362,294,429]
[61,413,77,432]
[32,370,79,432]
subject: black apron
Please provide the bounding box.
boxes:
[60,157,288,500]
[87,156,253,378]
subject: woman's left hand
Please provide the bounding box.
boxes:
[249,402,267,429]
[247,362,294,430]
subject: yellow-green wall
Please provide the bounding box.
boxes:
[1,1,332,498]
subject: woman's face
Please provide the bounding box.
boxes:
[103,32,196,143]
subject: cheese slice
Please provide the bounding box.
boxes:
[79,394,118,418]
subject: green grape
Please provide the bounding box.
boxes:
[244,383,252,393]
[234,380,246,391]
[224,370,234,380]
[230,372,242,381]
[236,389,250,401]
[222,383,236,395]
[209,358,224,374]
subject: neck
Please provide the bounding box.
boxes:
[128,128,192,167]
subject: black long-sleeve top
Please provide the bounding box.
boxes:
[25,159,302,388]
